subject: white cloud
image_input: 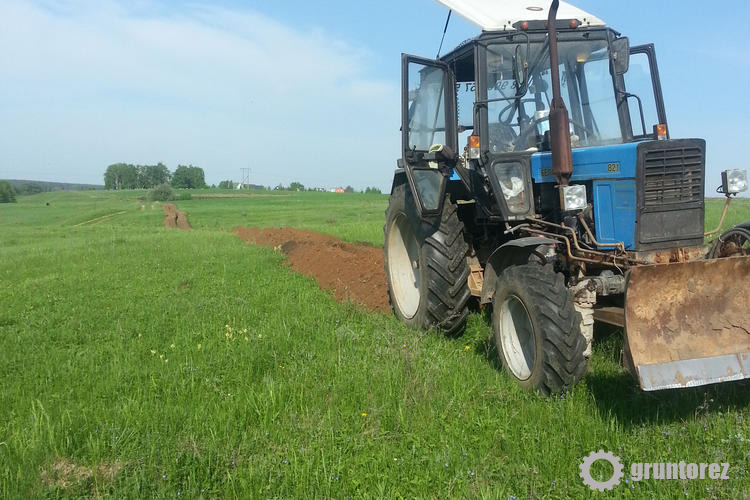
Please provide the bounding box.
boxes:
[0,0,400,189]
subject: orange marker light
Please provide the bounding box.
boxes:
[655,124,668,140]
[468,135,481,159]
[520,21,529,30]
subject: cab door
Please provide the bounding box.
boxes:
[626,44,669,139]
[401,54,457,218]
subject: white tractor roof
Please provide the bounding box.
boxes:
[435,0,606,32]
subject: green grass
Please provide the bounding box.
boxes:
[1,191,749,498]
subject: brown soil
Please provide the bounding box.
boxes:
[162,203,192,230]
[233,227,390,312]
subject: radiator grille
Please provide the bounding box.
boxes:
[643,147,703,207]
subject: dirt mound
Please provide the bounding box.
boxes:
[162,203,192,230]
[234,227,390,312]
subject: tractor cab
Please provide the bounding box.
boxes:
[445,26,668,152]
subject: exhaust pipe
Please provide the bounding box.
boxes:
[547,0,573,186]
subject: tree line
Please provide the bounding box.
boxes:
[0,180,75,203]
[0,181,16,203]
[104,163,206,190]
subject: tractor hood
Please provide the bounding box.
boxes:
[434,0,605,31]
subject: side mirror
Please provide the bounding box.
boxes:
[611,37,630,75]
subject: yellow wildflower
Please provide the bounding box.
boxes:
[170,343,175,349]
[464,346,470,351]
[197,343,202,350]
[361,413,367,417]
[150,349,156,355]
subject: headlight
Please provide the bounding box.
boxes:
[722,169,748,194]
[561,184,587,211]
[492,162,529,214]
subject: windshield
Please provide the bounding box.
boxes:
[486,38,622,153]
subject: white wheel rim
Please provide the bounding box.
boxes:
[499,295,535,381]
[386,214,421,319]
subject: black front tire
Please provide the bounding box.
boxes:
[492,264,587,396]
[384,182,471,336]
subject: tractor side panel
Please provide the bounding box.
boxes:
[593,180,636,249]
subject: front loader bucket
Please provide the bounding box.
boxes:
[624,257,750,391]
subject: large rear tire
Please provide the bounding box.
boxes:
[492,263,587,396]
[384,182,471,336]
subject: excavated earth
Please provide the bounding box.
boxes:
[162,203,192,230]
[233,227,390,312]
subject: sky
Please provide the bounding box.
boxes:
[1,0,749,193]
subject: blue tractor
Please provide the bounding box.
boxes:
[384,0,750,395]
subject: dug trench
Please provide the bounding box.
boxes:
[162,203,192,230]
[233,227,390,313]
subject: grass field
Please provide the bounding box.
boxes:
[1,190,749,498]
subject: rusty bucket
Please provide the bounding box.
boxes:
[624,256,750,391]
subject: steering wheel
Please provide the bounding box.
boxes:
[512,113,597,152]
[497,99,537,125]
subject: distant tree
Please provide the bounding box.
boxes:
[172,165,206,189]
[104,163,138,190]
[364,186,382,194]
[136,163,171,188]
[171,165,189,188]
[289,181,304,192]
[0,181,16,203]
[218,180,235,189]
[344,185,355,193]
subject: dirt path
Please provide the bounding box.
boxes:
[73,211,127,227]
[234,227,390,313]
[162,204,192,230]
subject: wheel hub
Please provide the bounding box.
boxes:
[386,214,421,319]
[499,295,536,381]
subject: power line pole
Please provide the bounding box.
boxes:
[240,168,250,189]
